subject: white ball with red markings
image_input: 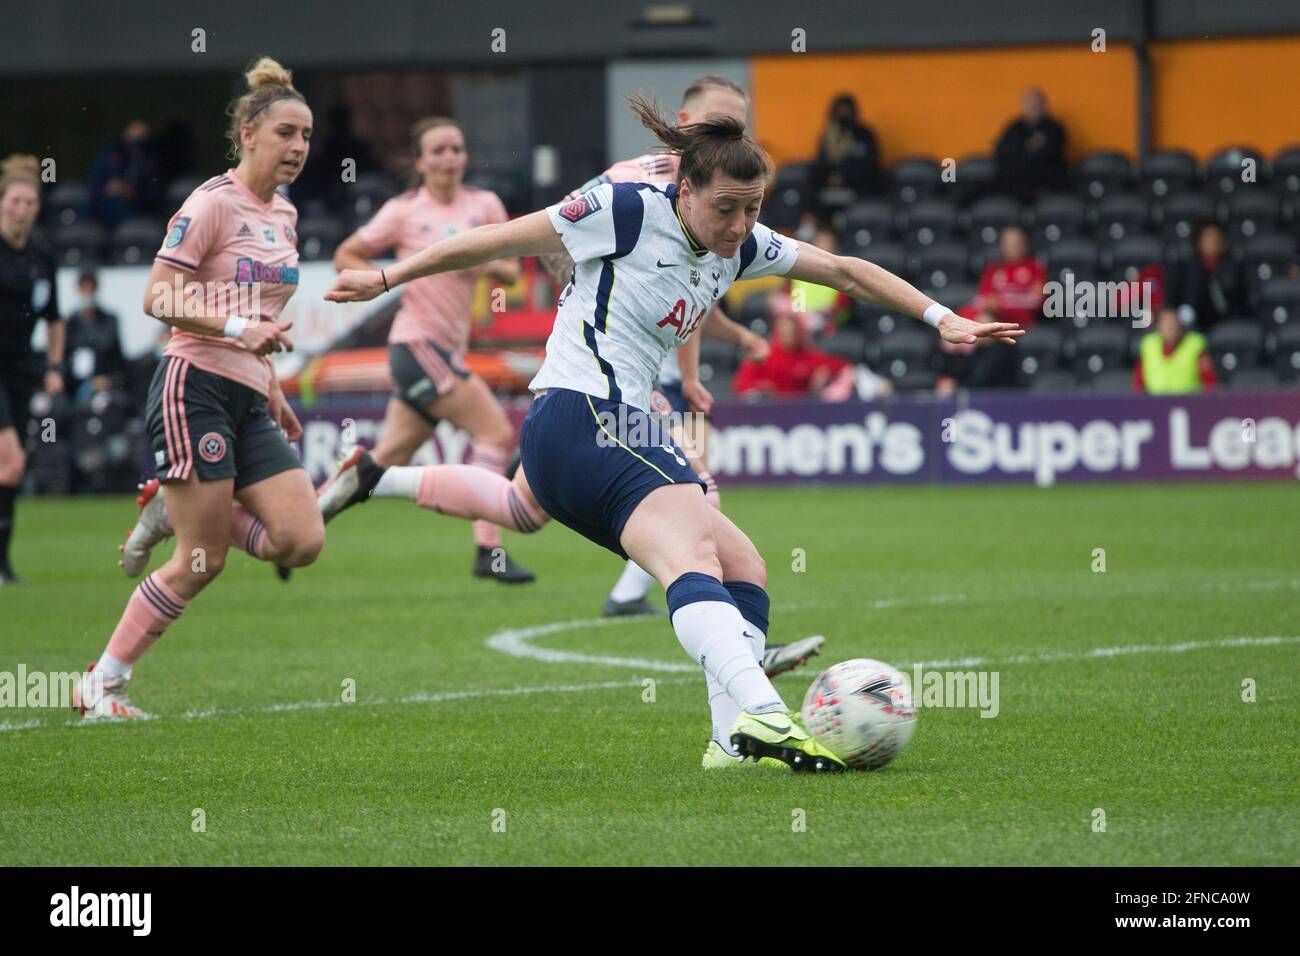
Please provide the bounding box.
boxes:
[801,658,917,770]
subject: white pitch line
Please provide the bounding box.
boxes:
[485,617,700,673]
[900,635,1300,670]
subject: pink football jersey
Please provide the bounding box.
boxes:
[353,186,509,355]
[155,171,300,395]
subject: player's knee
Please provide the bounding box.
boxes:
[174,543,228,587]
[278,521,326,567]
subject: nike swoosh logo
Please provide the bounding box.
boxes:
[656,259,675,268]
[751,716,791,735]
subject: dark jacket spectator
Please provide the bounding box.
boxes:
[995,88,1067,202]
[1165,222,1245,333]
[810,95,881,201]
[63,272,126,399]
[85,120,161,228]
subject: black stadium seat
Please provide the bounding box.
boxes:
[899,197,959,246]
[1238,232,1299,309]
[1045,236,1100,283]
[1206,146,1267,197]
[890,156,942,204]
[1017,323,1065,384]
[1271,146,1300,201]
[965,195,1022,246]
[1084,367,1135,393]
[1257,277,1300,326]
[45,181,89,228]
[1227,366,1281,390]
[1030,368,1078,393]
[165,177,204,209]
[1141,149,1199,199]
[1093,192,1149,243]
[110,218,163,265]
[955,153,997,204]
[1226,189,1282,240]
[1074,150,1133,200]
[54,220,105,267]
[1032,193,1086,244]
[838,199,894,249]
[1072,323,1131,376]
[296,215,344,261]
[698,339,739,384]
[738,291,770,335]
[931,281,976,314]
[873,324,934,383]
[1207,318,1265,374]
[911,241,969,289]
[821,329,868,363]
[1106,234,1165,279]
[1271,322,1300,381]
[852,240,907,279]
[1155,190,1215,244]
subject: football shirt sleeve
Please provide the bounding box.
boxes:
[736,221,798,280]
[545,182,618,263]
[156,189,221,272]
[353,195,405,255]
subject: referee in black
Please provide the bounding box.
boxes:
[0,155,65,584]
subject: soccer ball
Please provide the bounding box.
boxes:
[801,658,917,770]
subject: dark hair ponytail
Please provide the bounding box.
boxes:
[627,92,771,192]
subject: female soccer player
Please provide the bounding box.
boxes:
[322,96,1021,770]
[330,117,532,583]
[75,57,324,719]
[0,155,64,584]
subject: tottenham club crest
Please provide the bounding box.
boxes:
[198,432,227,464]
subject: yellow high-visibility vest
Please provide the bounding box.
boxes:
[1140,331,1207,394]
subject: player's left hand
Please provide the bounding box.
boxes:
[324,270,386,303]
[741,331,770,363]
[937,313,1024,346]
[43,370,64,396]
[269,388,303,441]
[682,379,713,415]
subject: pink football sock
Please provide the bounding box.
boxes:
[416,465,545,533]
[105,572,189,664]
[228,506,269,560]
[468,447,509,548]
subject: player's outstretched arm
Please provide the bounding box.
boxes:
[786,240,1024,346]
[325,211,567,303]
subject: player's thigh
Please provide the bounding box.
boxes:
[706,505,766,587]
[619,482,722,584]
[373,397,434,466]
[235,467,323,560]
[427,374,513,448]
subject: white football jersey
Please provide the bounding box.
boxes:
[532,181,797,411]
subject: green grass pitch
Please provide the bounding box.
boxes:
[1,481,1296,866]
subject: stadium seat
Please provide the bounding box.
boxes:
[870,320,933,377]
[738,291,770,335]
[1140,149,1199,199]
[1270,321,1300,380]
[109,218,163,265]
[698,338,739,381]
[1045,236,1100,283]
[966,237,1002,276]
[1074,151,1133,200]
[1206,146,1267,196]
[1071,322,1131,376]
[821,328,868,363]
[1226,366,1281,389]
[1226,189,1282,241]
[1238,232,1299,308]
[1016,323,1065,384]
[54,220,105,267]
[45,181,89,228]
[965,195,1022,246]
[892,368,938,392]
[296,215,344,261]
[1092,193,1150,243]
[1208,318,1265,373]
[346,172,399,226]
[955,154,997,204]
[931,281,976,313]
[899,197,959,246]
[890,156,942,204]
[1084,367,1136,393]
[1257,277,1300,325]
[1271,145,1300,201]
[1106,234,1165,279]
[1154,190,1216,244]
[774,162,814,192]
[838,198,895,249]
[1031,193,1086,244]
[911,241,970,289]
[767,183,806,232]
[1029,367,1078,393]
[165,177,204,209]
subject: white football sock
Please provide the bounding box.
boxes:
[671,601,785,715]
[609,560,656,603]
[706,620,768,753]
[95,650,131,683]
[373,466,421,500]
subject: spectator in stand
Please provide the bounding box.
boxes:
[788,227,852,334]
[939,224,1045,391]
[734,301,856,400]
[1134,306,1217,394]
[85,119,161,229]
[809,94,881,212]
[1165,222,1245,333]
[994,88,1067,202]
[63,271,126,401]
